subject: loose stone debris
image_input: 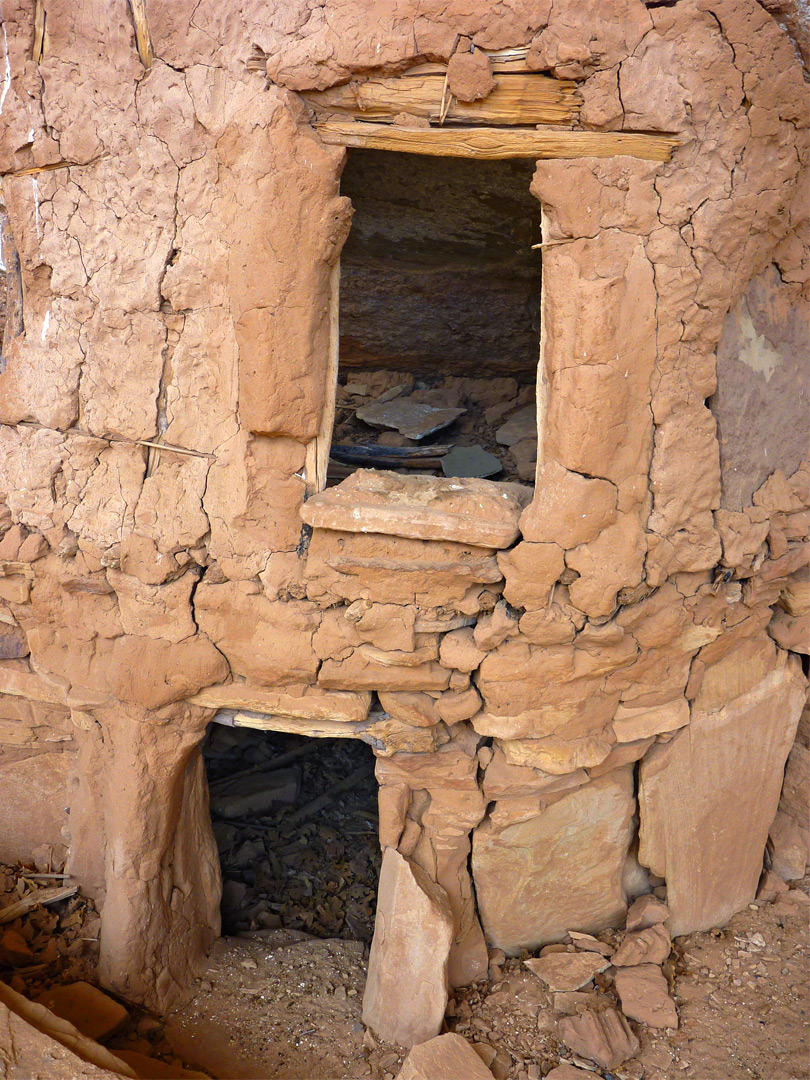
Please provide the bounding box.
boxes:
[331,371,537,483]
[204,726,381,941]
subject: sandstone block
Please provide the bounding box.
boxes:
[472,769,634,952]
[379,691,442,727]
[612,699,689,743]
[473,601,519,650]
[768,607,809,654]
[524,952,610,992]
[345,600,417,652]
[436,686,482,724]
[189,683,372,722]
[546,1066,593,1080]
[438,627,487,672]
[614,964,678,1029]
[362,849,453,1048]
[768,810,807,881]
[557,1007,639,1071]
[303,528,501,609]
[35,982,128,1043]
[396,1032,495,1080]
[498,732,615,775]
[0,751,71,864]
[638,654,806,935]
[301,470,531,547]
[119,533,179,585]
[611,923,671,967]
[319,654,451,692]
[624,894,669,932]
[588,737,654,778]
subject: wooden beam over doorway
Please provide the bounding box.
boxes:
[316,121,679,162]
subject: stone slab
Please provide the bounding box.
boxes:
[35,982,129,1043]
[495,406,536,447]
[188,682,372,721]
[362,848,453,1048]
[472,768,635,952]
[614,964,678,1029]
[638,654,806,935]
[0,751,71,865]
[524,952,610,991]
[441,444,503,479]
[301,470,531,546]
[558,1007,639,1071]
[355,398,465,440]
[396,1032,495,1080]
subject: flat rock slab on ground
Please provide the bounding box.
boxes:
[35,981,129,1043]
[396,1032,495,1079]
[524,952,610,991]
[495,406,536,446]
[558,1007,640,1070]
[356,398,465,440]
[301,469,532,546]
[614,963,679,1029]
[441,444,503,479]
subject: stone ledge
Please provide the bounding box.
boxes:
[301,470,532,547]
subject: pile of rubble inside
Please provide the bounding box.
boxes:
[330,370,537,485]
[204,726,381,941]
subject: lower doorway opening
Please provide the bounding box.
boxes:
[203,727,380,943]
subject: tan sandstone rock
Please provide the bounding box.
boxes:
[638,654,806,935]
[625,894,670,932]
[611,923,671,967]
[301,470,531,547]
[363,848,454,1048]
[396,1032,495,1080]
[614,964,678,1029]
[524,952,610,991]
[557,1007,640,1071]
[472,768,634,952]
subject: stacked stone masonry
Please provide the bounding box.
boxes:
[0,0,807,1048]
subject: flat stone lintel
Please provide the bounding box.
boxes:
[301,469,532,547]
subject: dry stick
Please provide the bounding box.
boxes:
[0,885,78,925]
[209,741,321,793]
[32,0,45,63]
[127,0,154,68]
[284,763,371,828]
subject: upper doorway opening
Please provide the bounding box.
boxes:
[328,150,542,487]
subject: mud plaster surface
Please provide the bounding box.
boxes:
[0,0,807,1021]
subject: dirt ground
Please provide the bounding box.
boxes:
[162,877,810,1080]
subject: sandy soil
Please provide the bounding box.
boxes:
[163,878,809,1080]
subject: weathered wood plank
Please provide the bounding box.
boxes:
[304,73,580,126]
[316,122,679,162]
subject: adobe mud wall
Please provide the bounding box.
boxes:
[0,0,807,1038]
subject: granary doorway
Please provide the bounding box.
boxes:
[202,723,380,942]
[325,150,542,489]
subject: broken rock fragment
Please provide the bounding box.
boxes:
[396,1032,495,1079]
[557,1007,640,1070]
[524,951,610,991]
[624,893,669,932]
[35,982,128,1043]
[363,848,453,1048]
[614,964,678,1029]
[355,397,465,440]
[611,923,671,967]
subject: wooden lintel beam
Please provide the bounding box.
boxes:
[304,72,581,127]
[316,121,679,162]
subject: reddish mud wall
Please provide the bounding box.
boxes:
[0,0,807,1021]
